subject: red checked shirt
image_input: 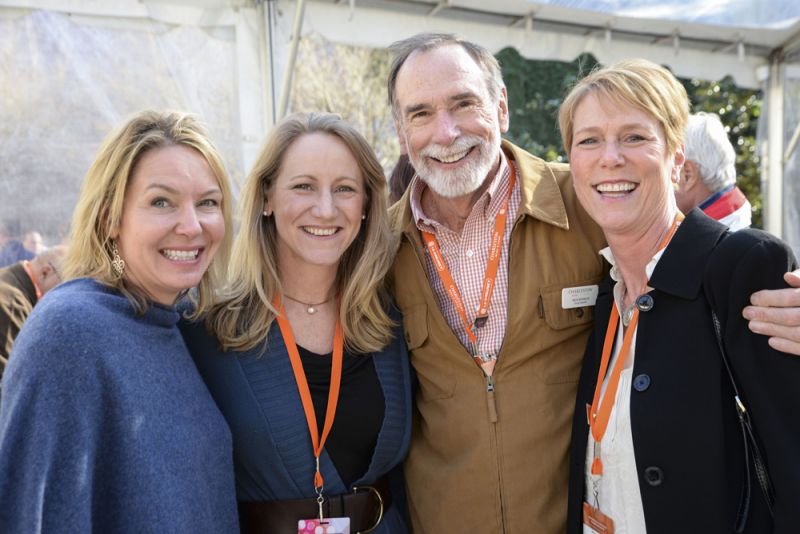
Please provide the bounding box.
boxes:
[409,152,521,375]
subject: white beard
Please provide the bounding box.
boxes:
[411,135,500,199]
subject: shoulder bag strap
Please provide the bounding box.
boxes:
[709,308,775,533]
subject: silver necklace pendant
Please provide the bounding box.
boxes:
[307,306,317,314]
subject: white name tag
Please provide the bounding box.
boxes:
[562,285,598,309]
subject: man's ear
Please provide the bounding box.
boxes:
[394,119,407,155]
[41,263,55,280]
[681,160,699,190]
[497,86,510,134]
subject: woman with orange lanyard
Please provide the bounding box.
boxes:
[559,59,800,533]
[179,112,411,533]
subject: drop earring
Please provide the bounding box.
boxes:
[111,241,125,277]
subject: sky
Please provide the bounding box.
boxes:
[539,0,800,29]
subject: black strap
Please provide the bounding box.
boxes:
[710,309,775,532]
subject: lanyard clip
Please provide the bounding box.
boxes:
[315,456,326,521]
[316,492,325,521]
[473,315,489,329]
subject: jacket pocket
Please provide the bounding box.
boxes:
[402,303,456,400]
[539,277,601,331]
[531,277,603,384]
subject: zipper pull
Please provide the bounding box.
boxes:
[486,375,498,422]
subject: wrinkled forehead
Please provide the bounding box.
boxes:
[396,45,488,99]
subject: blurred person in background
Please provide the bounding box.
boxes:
[21,231,44,255]
[0,110,239,533]
[0,245,66,378]
[675,112,752,231]
[0,229,34,268]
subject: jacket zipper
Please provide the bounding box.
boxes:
[408,217,511,532]
[486,374,498,422]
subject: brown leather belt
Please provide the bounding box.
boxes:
[238,475,391,534]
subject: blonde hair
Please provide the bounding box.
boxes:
[559,58,689,157]
[64,110,233,317]
[208,112,395,354]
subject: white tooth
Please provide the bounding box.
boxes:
[437,149,469,163]
[163,249,199,260]
[304,227,337,236]
[596,182,636,193]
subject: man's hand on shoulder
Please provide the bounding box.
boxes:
[744,269,800,355]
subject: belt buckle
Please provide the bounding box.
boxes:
[350,485,384,534]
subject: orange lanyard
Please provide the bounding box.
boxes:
[420,163,516,364]
[22,260,42,300]
[588,215,682,476]
[274,296,343,493]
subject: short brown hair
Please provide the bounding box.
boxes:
[559,58,689,157]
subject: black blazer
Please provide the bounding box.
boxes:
[567,209,800,534]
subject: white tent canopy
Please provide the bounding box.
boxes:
[1,0,798,252]
[297,0,799,89]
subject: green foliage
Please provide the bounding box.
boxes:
[497,48,598,162]
[498,49,763,227]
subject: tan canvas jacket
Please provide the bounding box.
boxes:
[388,140,607,534]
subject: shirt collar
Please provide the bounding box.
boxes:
[698,184,735,211]
[599,245,668,286]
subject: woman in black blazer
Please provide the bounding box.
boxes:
[558,59,800,533]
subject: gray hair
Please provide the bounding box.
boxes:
[684,112,737,193]
[387,33,504,120]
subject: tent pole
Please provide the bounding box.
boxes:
[278,0,307,120]
[257,0,277,129]
[765,49,784,237]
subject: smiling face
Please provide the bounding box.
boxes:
[113,144,225,306]
[393,44,508,199]
[569,93,684,237]
[265,132,366,275]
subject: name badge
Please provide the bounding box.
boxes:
[562,285,599,309]
[583,502,614,534]
[299,517,350,534]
